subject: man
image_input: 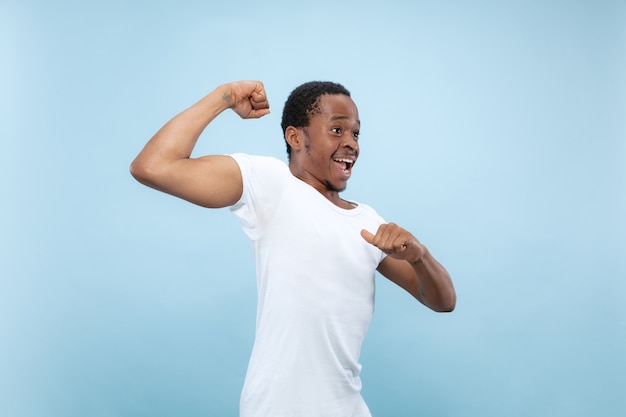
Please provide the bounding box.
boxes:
[130,80,456,417]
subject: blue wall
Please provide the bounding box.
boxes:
[1,1,624,416]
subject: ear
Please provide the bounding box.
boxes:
[285,126,304,152]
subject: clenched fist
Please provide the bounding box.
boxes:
[361,222,426,263]
[221,81,270,119]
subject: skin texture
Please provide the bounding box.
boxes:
[130,80,456,312]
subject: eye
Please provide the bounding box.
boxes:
[331,127,343,135]
[353,131,360,141]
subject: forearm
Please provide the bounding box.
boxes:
[410,250,456,312]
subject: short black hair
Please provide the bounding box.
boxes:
[281,81,351,158]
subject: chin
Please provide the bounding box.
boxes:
[324,180,347,193]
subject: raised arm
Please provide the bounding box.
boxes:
[130,81,270,208]
[361,223,456,312]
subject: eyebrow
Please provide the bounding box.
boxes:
[329,115,361,125]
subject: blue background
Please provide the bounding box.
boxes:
[1,1,625,416]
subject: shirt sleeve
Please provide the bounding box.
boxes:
[228,153,288,241]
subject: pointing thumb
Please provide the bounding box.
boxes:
[360,229,374,244]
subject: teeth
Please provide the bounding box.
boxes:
[333,158,354,173]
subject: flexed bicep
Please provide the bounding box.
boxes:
[137,154,243,208]
[131,82,268,208]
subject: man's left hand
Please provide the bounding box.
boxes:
[361,223,426,263]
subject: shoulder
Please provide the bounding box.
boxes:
[356,201,385,221]
[229,153,290,208]
[229,153,290,185]
[230,153,288,171]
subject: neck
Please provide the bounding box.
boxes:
[288,166,354,210]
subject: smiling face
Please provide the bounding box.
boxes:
[286,93,361,202]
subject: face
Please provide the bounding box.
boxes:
[292,94,360,194]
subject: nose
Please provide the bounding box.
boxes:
[343,135,359,152]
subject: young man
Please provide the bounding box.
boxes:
[131,80,456,417]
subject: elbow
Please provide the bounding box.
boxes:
[434,269,456,313]
[129,157,156,185]
[435,300,456,313]
[441,288,457,312]
[430,290,457,313]
[129,159,146,183]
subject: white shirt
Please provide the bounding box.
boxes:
[229,154,385,417]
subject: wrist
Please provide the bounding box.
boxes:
[191,85,232,121]
[408,245,428,265]
[215,83,235,109]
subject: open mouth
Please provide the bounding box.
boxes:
[333,157,355,174]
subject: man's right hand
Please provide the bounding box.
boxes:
[222,81,271,119]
